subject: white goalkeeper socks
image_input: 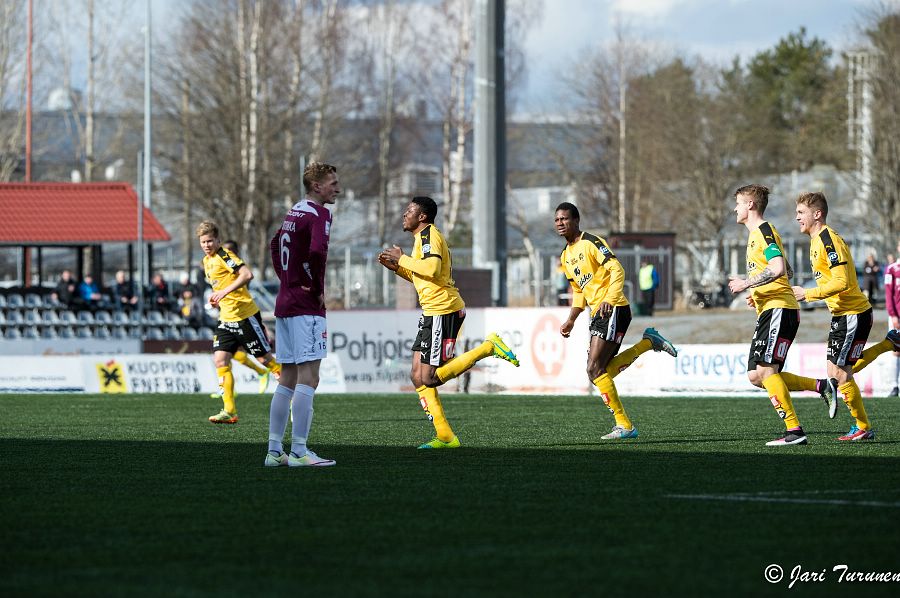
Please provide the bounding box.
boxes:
[267,384,293,454]
[289,384,315,457]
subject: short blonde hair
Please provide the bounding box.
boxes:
[735,184,771,214]
[303,162,337,192]
[195,220,219,238]
[796,191,829,219]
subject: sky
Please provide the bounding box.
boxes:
[518,0,882,115]
[51,0,892,118]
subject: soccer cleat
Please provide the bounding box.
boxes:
[890,387,899,398]
[486,332,520,367]
[642,327,678,357]
[209,392,222,400]
[417,435,461,449]
[208,409,238,424]
[838,425,876,441]
[258,371,271,394]
[601,425,639,440]
[816,378,839,419]
[264,451,288,467]
[888,329,900,351]
[765,428,808,446]
[288,450,336,467]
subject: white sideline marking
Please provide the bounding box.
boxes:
[667,492,900,508]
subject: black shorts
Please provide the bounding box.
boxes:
[415,309,466,366]
[589,305,632,344]
[748,308,799,370]
[827,308,873,366]
[213,312,272,358]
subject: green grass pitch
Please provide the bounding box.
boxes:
[2,392,900,597]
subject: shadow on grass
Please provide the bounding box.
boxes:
[2,438,900,598]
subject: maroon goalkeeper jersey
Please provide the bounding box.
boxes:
[270,198,331,317]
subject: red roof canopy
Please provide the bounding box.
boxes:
[0,182,171,245]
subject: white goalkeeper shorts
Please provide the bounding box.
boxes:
[275,315,327,364]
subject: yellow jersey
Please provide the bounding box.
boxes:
[746,222,799,314]
[560,232,628,316]
[396,224,465,316]
[805,225,870,315]
[202,247,260,322]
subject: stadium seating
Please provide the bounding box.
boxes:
[24,293,43,309]
[0,288,217,343]
[41,310,61,325]
[6,293,24,309]
[143,311,165,326]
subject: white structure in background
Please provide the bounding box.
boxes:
[847,49,876,214]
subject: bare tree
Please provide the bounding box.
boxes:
[407,0,474,237]
[368,0,414,246]
[42,0,135,182]
[556,25,655,230]
[409,0,541,238]
[862,7,900,245]
[0,0,26,181]
[155,0,362,275]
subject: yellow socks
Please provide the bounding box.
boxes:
[762,374,800,429]
[592,373,632,429]
[416,385,455,442]
[838,380,870,430]
[233,350,267,375]
[852,339,894,374]
[779,372,818,393]
[436,341,493,383]
[607,339,652,379]
[216,365,236,414]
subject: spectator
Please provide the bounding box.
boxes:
[78,274,103,310]
[174,271,200,299]
[177,287,207,330]
[52,269,79,308]
[111,270,139,311]
[638,260,660,316]
[147,272,172,312]
[862,253,881,306]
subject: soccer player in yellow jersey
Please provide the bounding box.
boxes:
[728,184,813,446]
[197,221,281,424]
[555,202,678,440]
[790,192,894,441]
[379,196,520,449]
[222,240,276,393]
[204,240,277,399]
